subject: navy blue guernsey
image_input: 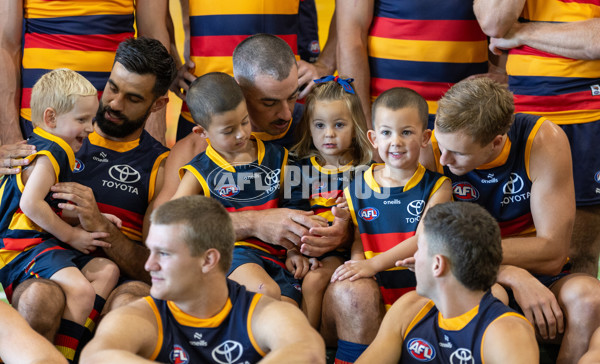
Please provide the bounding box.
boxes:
[146,279,265,363]
[345,164,449,308]
[432,113,544,237]
[0,127,75,253]
[73,130,169,242]
[401,291,528,363]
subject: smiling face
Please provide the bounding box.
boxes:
[368,106,430,171]
[51,95,98,152]
[241,67,299,136]
[309,99,354,166]
[145,223,204,301]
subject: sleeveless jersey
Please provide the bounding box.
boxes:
[432,113,544,238]
[0,128,75,264]
[72,131,169,242]
[21,0,135,134]
[506,0,600,125]
[400,291,527,363]
[180,136,289,257]
[178,0,309,126]
[146,279,265,363]
[345,164,449,308]
[298,156,353,223]
[368,0,488,115]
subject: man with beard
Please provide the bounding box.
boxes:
[10,37,177,348]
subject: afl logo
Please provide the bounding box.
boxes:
[502,173,524,195]
[73,159,84,173]
[169,345,189,364]
[309,40,320,54]
[359,207,379,221]
[452,182,479,201]
[108,164,141,184]
[407,200,425,217]
[407,338,436,362]
[595,170,600,184]
[212,340,243,364]
[218,184,240,198]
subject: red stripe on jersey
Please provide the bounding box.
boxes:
[370,17,486,42]
[225,199,279,212]
[371,78,451,101]
[190,34,298,57]
[24,32,133,52]
[558,0,600,5]
[2,238,44,251]
[499,213,534,237]
[361,231,415,253]
[380,286,415,306]
[514,90,600,113]
[96,202,143,232]
[21,88,32,109]
[510,45,575,60]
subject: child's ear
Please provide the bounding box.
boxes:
[367,129,377,148]
[43,108,57,129]
[421,129,432,148]
[192,125,209,139]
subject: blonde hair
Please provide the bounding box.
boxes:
[435,78,515,146]
[30,68,97,127]
[290,79,372,166]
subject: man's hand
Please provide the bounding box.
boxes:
[170,60,197,101]
[300,206,351,257]
[489,23,525,55]
[297,60,330,99]
[51,182,110,233]
[0,141,35,175]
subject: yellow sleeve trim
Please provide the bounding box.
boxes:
[247,294,267,357]
[144,297,163,361]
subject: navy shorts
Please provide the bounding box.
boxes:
[229,246,302,305]
[0,239,94,301]
[559,121,600,206]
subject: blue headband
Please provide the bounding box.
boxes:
[313,75,355,94]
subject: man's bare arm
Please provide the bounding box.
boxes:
[473,0,525,38]
[482,314,538,363]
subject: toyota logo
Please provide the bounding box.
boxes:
[450,348,474,364]
[502,173,524,195]
[108,164,141,184]
[407,200,425,217]
[211,340,243,364]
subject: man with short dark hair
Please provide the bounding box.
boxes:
[81,195,326,364]
[357,202,537,364]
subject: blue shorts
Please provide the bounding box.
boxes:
[229,246,302,305]
[0,239,94,301]
[559,121,600,206]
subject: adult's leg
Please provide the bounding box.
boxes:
[102,280,150,316]
[12,278,65,341]
[569,204,600,277]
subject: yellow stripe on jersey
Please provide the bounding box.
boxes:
[190,56,235,76]
[234,241,272,254]
[168,299,233,327]
[33,128,76,171]
[344,186,359,226]
[364,164,382,194]
[480,312,531,364]
[404,300,435,339]
[121,226,142,242]
[88,132,141,152]
[368,37,488,64]
[404,164,426,192]
[24,0,134,18]
[8,212,43,233]
[522,109,600,125]
[428,176,451,200]
[0,250,24,269]
[22,49,116,73]
[438,303,479,331]
[522,0,600,22]
[507,54,600,79]
[364,251,407,271]
[180,166,211,198]
[206,145,236,173]
[144,297,164,361]
[426,100,439,116]
[246,294,267,357]
[148,151,169,202]
[524,117,545,180]
[477,139,511,170]
[189,1,298,16]
[430,132,444,174]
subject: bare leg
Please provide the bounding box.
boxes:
[569,204,600,277]
[12,279,65,341]
[302,256,343,329]
[229,263,282,300]
[102,281,150,316]
[81,258,120,299]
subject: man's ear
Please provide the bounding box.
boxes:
[491,134,504,151]
[432,254,448,278]
[151,95,170,113]
[43,108,57,129]
[201,248,221,273]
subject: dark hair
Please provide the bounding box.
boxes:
[232,33,296,87]
[423,202,502,291]
[371,87,429,130]
[114,37,177,97]
[150,195,234,272]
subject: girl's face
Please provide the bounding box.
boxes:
[309,99,354,166]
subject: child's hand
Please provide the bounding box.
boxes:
[396,257,415,272]
[330,259,377,282]
[308,257,322,271]
[66,227,111,254]
[285,249,311,279]
[102,213,122,229]
[334,196,348,210]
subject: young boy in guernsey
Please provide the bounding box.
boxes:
[0,69,120,363]
[290,76,372,329]
[333,87,452,310]
[171,72,320,307]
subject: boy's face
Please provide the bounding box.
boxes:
[240,67,299,136]
[368,106,430,170]
[197,101,251,157]
[52,95,98,152]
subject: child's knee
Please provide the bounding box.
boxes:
[65,279,96,312]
